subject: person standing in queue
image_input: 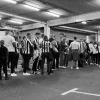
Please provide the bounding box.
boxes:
[59,36,67,69]
[3,31,17,76]
[32,33,40,74]
[0,39,9,80]
[51,36,59,70]
[22,33,34,76]
[69,37,80,69]
[14,36,20,72]
[40,35,52,75]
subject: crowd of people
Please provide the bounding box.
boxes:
[0,30,100,80]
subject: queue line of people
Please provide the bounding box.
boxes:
[0,30,100,80]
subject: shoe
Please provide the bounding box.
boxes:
[90,63,93,65]
[37,72,40,74]
[11,73,17,76]
[15,68,20,72]
[62,66,66,69]
[7,68,11,71]
[5,77,9,80]
[27,68,31,70]
[71,67,73,69]
[3,74,5,77]
[48,73,52,76]
[76,67,79,70]
[23,73,30,76]
[0,78,2,80]
[8,72,10,75]
[52,69,57,71]
[41,73,44,75]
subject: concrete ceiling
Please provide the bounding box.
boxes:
[0,0,100,31]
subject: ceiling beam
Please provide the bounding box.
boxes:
[47,11,100,27]
[0,26,18,30]
[21,11,100,33]
[21,22,46,31]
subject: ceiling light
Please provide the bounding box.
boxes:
[0,18,2,20]
[9,20,23,24]
[24,1,42,9]
[0,11,40,22]
[23,4,40,11]
[10,18,24,23]
[47,12,60,17]
[48,9,69,16]
[4,0,17,4]
[81,21,87,24]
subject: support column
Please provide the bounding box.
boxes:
[44,24,50,39]
[97,31,100,42]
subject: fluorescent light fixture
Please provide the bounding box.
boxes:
[81,21,87,24]
[48,9,68,16]
[9,20,23,24]
[24,1,42,9]
[47,12,60,17]
[0,11,40,22]
[23,4,40,11]
[4,0,17,4]
[0,18,1,20]
[10,18,24,23]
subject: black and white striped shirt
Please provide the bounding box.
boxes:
[15,41,19,53]
[41,41,51,53]
[22,38,33,54]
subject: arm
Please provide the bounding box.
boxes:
[51,41,58,52]
[11,36,16,48]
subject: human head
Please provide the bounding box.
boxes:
[90,41,93,44]
[74,37,77,40]
[0,40,4,45]
[14,36,18,41]
[6,30,14,36]
[23,36,26,40]
[60,37,63,41]
[27,33,31,39]
[44,35,48,41]
[35,32,40,39]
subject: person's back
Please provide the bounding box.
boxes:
[0,40,8,80]
[3,31,17,77]
[0,42,8,61]
[70,41,80,50]
[3,34,15,52]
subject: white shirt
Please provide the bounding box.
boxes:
[93,44,98,54]
[89,43,98,54]
[39,38,43,44]
[70,40,80,50]
[3,35,15,52]
[98,46,100,53]
[89,43,93,53]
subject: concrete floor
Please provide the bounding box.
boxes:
[0,66,100,100]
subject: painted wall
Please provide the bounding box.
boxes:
[20,28,87,41]
[50,29,86,41]
[0,31,6,39]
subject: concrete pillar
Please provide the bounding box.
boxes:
[86,36,90,43]
[44,24,50,39]
[97,31,100,42]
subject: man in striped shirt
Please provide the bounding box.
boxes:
[14,36,19,72]
[22,33,34,76]
[40,35,53,75]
